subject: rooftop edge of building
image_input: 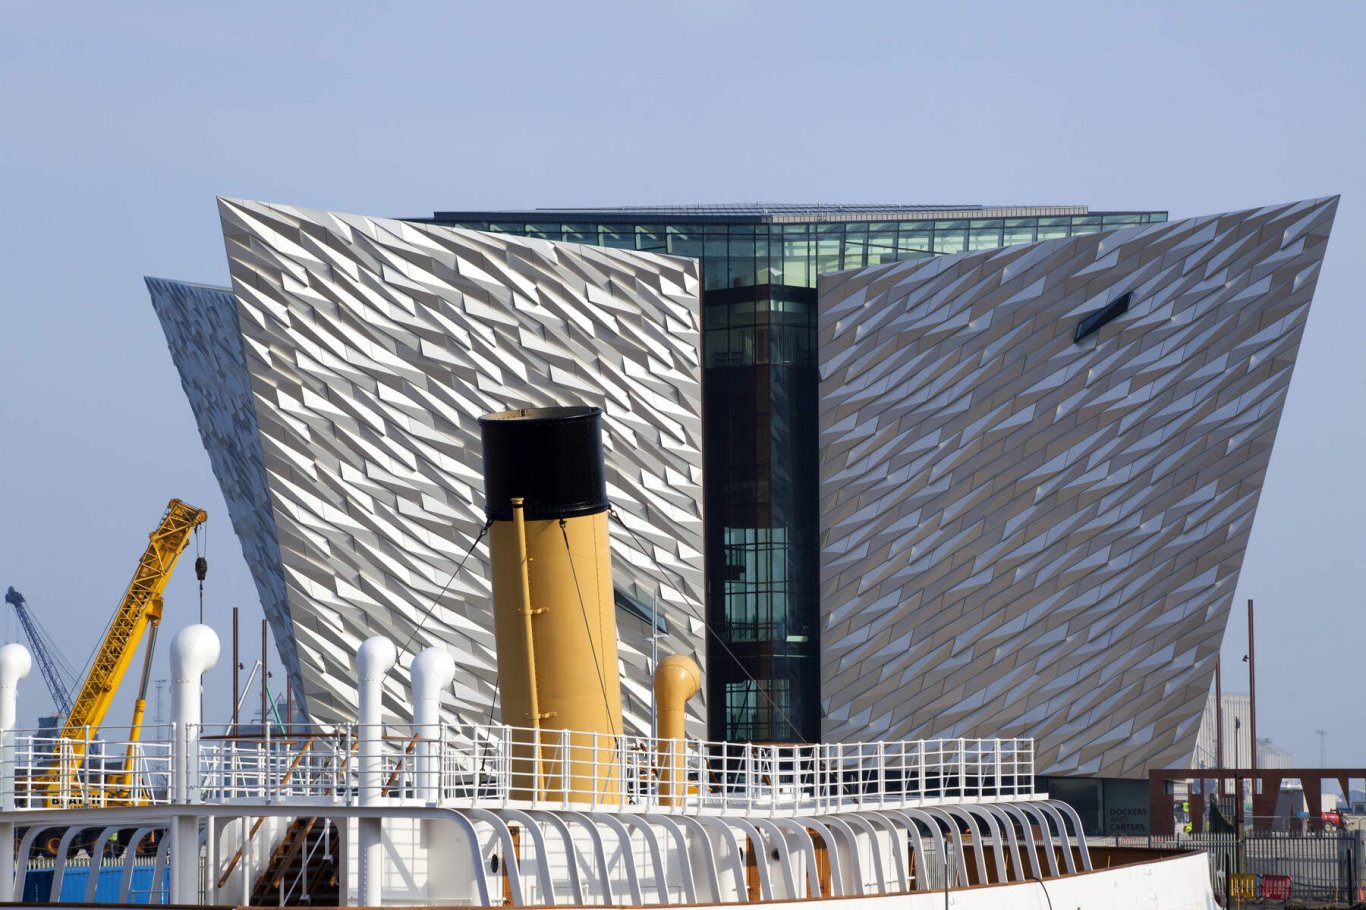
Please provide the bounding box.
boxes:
[424,203,1165,225]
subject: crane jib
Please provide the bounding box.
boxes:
[33,497,207,808]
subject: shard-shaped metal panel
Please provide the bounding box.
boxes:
[147,277,309,713]
[178,199,704,731]
[817,198,1337,777]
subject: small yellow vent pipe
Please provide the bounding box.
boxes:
[654,654,701,806]
[479,406,624,803]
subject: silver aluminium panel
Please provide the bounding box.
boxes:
[158,200,706,732]
[817,199,1337,776]
[147,277,306,710]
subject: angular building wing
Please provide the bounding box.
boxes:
[818,198,1337,776]
[154,200,706,730]
[147,277,306,705]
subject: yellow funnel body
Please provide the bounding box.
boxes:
[490,507,623,801]
[481,407,624,803]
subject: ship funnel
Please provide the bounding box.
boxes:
[479,406,623,802]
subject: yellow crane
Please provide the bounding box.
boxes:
[43,498,207,806]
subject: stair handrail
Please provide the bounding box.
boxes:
[277,817,336,905]
[215,732,349,890]
[380,733,422,798]
[262,816,318,896]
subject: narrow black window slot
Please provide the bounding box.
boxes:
[1074,291,1132,343]
[616,587,668,633]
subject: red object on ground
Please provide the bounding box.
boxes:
[1261,875,1292,901]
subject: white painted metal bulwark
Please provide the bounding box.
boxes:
[0,624,1216,907]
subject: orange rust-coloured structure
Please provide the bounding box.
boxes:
[1148,767,1366,835]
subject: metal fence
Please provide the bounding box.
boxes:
[197,723,1037,815]
[5,727,175,809]
[1090,831,1365,903]
[9,721,1036,817]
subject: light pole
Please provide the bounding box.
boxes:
[1246,599,1257,781]
[650,591,659,742]
[1316,729,1328,768]
[1234,716,1245,876]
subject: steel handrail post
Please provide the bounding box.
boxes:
[779,743,788,806]
[83,724,94,806]
[809,743,817,812]
[858,741,867,807]
[822,742,831,812]
[918,740,927,805]
[896,743,907,803]
[264,706,272,792]
[1,730,12,812]
[438,724,447,801]
[901,740,910,806]
[892,740,902,808]
[764,743,773,805]
[877,741,886,807]
[168,720,180,805]
[593,731,601,811]
[559,727,569,810]
[189,721,198,803]
[837,741,846,810]
[746,742,755,813]
[617,732,627,811]
[501,723,510,808]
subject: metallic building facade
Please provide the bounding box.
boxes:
[154,199,705,730]
[817,198,1337,776]
[152,196,1335,781]
[431,204,1169,743]
[146,277,306,706]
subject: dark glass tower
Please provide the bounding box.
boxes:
[423,204,1169,743]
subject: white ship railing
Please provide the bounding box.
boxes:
[4,726,175,809]
[424,726,1036,813]
[5,722,1034,815]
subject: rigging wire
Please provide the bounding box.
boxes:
[607,507,808,744]
[396,516,493,662]
[558,518,619,739]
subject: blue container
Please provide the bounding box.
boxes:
[22,864,168,904]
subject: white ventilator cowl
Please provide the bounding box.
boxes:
[0,643,33,733]
[355,635,397,907]
[411,647,456,803]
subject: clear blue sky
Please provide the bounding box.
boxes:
[1,1,1361,768]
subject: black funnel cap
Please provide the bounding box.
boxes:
[478,406,609,522]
